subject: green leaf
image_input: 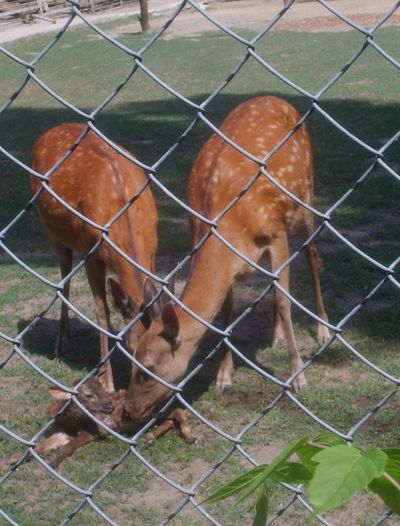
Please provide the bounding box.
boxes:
[313,433,347,448]
[271,462,312,484]
[309,446,387,514]
[237,436,309,503]
[369,448,400,516]
[382,449,400,482]
[203,436,308,506]
[369,476,400,516]
[297,434,345,474]
[202,465,267,504]
[253,485,268,526]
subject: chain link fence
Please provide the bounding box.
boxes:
[1,0,400,524]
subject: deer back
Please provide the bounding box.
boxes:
[31,123,158,304]
[188,96,313,252]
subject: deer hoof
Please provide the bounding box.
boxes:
[215,383,232,395]
[144,432,156,444]
[182,431,197,444]
[272,335,285,348]
[317,325,331,345]
[55,332,71,359]
[292,373,307,392]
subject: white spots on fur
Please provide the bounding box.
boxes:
[203,157,213,169]
[256,137,266,149]
[211,168,220,184]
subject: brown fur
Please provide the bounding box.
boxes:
[31,124,158,392]
[121,96,330,426]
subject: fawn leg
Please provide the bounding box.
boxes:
[144,409,195,444]
[171,409,196,443]
[144,420,175,443]
[0,432,72,471]
[51,431,94,468]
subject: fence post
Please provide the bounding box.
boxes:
[139,0,150,32]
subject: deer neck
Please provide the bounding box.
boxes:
[115,259,145,304]
[109,222,150,305]
[176,235,241,360]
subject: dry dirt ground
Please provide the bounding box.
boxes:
[1,0,399,44]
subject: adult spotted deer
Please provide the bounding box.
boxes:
[122,96,329,425]
[31,124,158,392]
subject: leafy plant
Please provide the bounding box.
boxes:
[202,434,400,525]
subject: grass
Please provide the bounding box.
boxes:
[0,13,399,526]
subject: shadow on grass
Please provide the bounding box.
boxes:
[17,317,133,389]
[1,92,399,256]
[16,287,276,406]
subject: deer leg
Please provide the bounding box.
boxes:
[51,431,94,468]
[271,231,307,392]
[144,409,196,444]
[0,450,31,472]
[304,242,330,344]
[301,212,330,344]
[85,258,114,393]
[0,432,72,471]
[52,243,73,358]
[215,287,234,394]
[144,419,175,443]
[35,432,72,457]
[272,293,284,347]
[171,408,196,443]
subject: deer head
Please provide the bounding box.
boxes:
[123,279,186,425]
[47,377,115,435]
[107,277,148,353]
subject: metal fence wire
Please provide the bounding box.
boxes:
[1,0,400,524]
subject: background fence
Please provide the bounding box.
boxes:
[0,0,142,26]
[0,0,400,524]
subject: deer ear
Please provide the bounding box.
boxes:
[108,278,137,321]
[142,278,163,321]
[166,274,176,297]
[161,274,176,307]
[48,386,72,401]
[160,302,180,350]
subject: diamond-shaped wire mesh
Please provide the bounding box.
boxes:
[1,0,400,524]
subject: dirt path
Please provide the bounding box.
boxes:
[1,0,399,44]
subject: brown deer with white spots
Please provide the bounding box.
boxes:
[31,124,158,393]
[120,96,329,427]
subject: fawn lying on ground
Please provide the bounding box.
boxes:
[0,378,194,471]
[0,378,114,470]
